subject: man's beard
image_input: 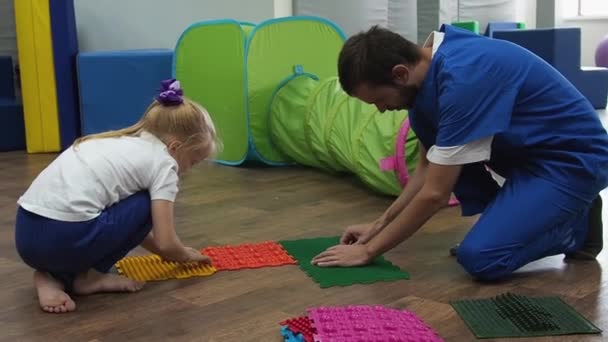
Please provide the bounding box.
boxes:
[399,84,419,110]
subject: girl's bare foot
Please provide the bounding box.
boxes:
[73,269,145,295]
[34,271,76,313]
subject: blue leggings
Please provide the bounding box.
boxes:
[454,168,593,281]
[15,191,152,292]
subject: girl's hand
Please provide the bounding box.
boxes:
[183,247,212,264]
[150,200,211,264]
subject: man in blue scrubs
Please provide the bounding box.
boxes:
[311,24,608,280]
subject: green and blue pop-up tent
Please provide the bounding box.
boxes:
[173,16,423,197]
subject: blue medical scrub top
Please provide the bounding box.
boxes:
[410,24,608,215]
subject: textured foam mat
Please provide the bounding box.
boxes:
[202,241,296,270]
[450,292,602,338]
[115,254,216,281]
[279,316,315,342]
[307,305,443,342]
[280,325,305,342]
[279,236,409,288]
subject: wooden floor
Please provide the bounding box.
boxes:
[0,148,606,341]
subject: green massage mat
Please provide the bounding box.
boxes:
[279,236,409,288]
[451,292,602,339]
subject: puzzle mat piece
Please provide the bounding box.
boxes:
[450,292,602,338]
[279,316,315,342]
[280,325,305,342]
[202,240,296,270]
[115,254,216,281]
[279,236,409,288]
[307,305,444,342]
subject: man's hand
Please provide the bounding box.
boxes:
[365,162,463,258]
[311,244,372,267]
[340,221,382,245]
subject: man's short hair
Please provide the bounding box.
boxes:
[338,25,422,95]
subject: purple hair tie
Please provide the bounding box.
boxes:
[156,78,184,105]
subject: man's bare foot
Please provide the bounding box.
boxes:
[34,271,76,313]
[73,269,145,295]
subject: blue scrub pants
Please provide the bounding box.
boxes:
[15,191,152,293]
[454,165,592,281]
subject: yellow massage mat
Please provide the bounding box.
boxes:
[115,254,216,282]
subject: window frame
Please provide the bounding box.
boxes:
[562,0,608,21]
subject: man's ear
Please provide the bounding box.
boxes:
[391,64,410,86]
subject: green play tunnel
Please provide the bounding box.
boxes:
[173,16,430,198]
[269,74,419,196]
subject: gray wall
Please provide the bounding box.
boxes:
[0,0,17,60]
[74,0,280,52]
[295,0,526,44]
[294,0,418,41]
[0,0,17,96]
[556,0,608,66]
[3,0,283,57]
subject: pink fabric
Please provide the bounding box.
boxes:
[379,157,397,172]
[394,118,411,187]
[380,117,460,208]
[448,196,460,206]
[379,118,411,187]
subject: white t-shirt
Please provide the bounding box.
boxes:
[17,131,180,222]
[422,31,504,186]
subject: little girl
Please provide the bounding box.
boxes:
[15,79,218,313]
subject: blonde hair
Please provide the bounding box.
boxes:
[74,97,220,159]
